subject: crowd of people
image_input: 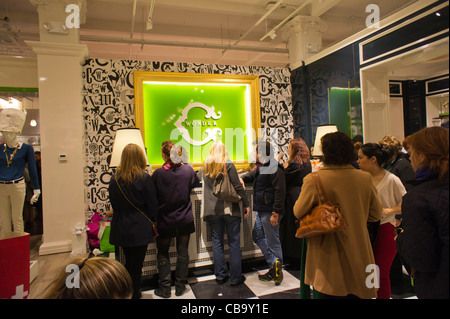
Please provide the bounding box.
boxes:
[45,126,448,300]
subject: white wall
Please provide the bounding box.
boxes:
[389,97,405,142]
[426,94,448,127]
[0,56,38,88]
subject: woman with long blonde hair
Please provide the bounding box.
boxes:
[199,141,250,286]
[108,143,158,299]
[202,140,230,178]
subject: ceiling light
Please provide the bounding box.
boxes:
[146,19,153,30]
[146,0,156,30]
[30,119,37,127]
[42,22,52,31]
[42,21,69,34]
[268,30,277,40]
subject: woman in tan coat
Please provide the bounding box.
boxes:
[294,132,382,299]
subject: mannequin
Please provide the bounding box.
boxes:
[0,108,41,234]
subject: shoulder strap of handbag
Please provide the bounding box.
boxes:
[114,176,155,225]
[222,162,228,175]
[311,172,330,204]
[216,163,228,179]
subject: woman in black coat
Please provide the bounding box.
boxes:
[396,127,449,299]
[279,138,312,263]
[108,143,158,299]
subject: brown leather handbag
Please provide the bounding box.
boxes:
[295,172,346,238]
[212,170,241,203]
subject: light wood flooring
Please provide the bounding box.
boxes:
[29,235,88,299]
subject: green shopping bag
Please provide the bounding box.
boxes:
[99,218,115,253]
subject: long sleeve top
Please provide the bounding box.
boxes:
[151,163,200,230]
[1,143,40,190]
[241,159,286,215]
[108,173,158,246]
[396,171,449,299]
[198,161,250,219]
[293,165,382,299]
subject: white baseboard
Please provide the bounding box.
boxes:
[30,260,38,283]
[38,240,72,255]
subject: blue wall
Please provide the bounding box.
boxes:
[291,43,360,147]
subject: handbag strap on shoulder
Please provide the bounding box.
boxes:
[114,176,154,225]
[311,172,330,203]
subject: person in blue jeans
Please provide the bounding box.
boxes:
[241,140,286,285]
[199,141,251,286]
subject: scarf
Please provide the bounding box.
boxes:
[162,161,182,171]
[415,165,438,181]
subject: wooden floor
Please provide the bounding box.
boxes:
[29,235,88,299]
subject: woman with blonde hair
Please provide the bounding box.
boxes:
[396,126,449,299]
[44,257,133,299]
[108,143,158,299]
[198,141,250,286]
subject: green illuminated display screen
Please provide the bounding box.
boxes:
[329,87,363,139]
[141,81,252,167]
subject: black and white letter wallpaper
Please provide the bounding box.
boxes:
[82,59,292,213]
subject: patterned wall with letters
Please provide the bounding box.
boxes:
[82,59,292,213]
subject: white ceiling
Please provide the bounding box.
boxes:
[0,0,448,79]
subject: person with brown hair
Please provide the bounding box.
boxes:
[279,138,311,263]
[151,141,199,298]
[199,141,250,286]
[294,132,382,299]
[396,126,449,299]
[44,257,133,299]
[379,135,415,293]
[108,143,158,299]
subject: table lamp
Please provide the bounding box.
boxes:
[109,127,149,167]
[311,124,338,157]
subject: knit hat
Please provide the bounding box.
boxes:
[0,108,27,133]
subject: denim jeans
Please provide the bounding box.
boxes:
[252,212,283,267]
[206,215,242,283]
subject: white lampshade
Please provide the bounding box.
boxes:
[312,124,338,157]
[109,128,149,167]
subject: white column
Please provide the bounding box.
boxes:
[360,69,391,143]
[282,15,327,67]
[27,0,88,255]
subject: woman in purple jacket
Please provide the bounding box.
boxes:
[151,141,200,298]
